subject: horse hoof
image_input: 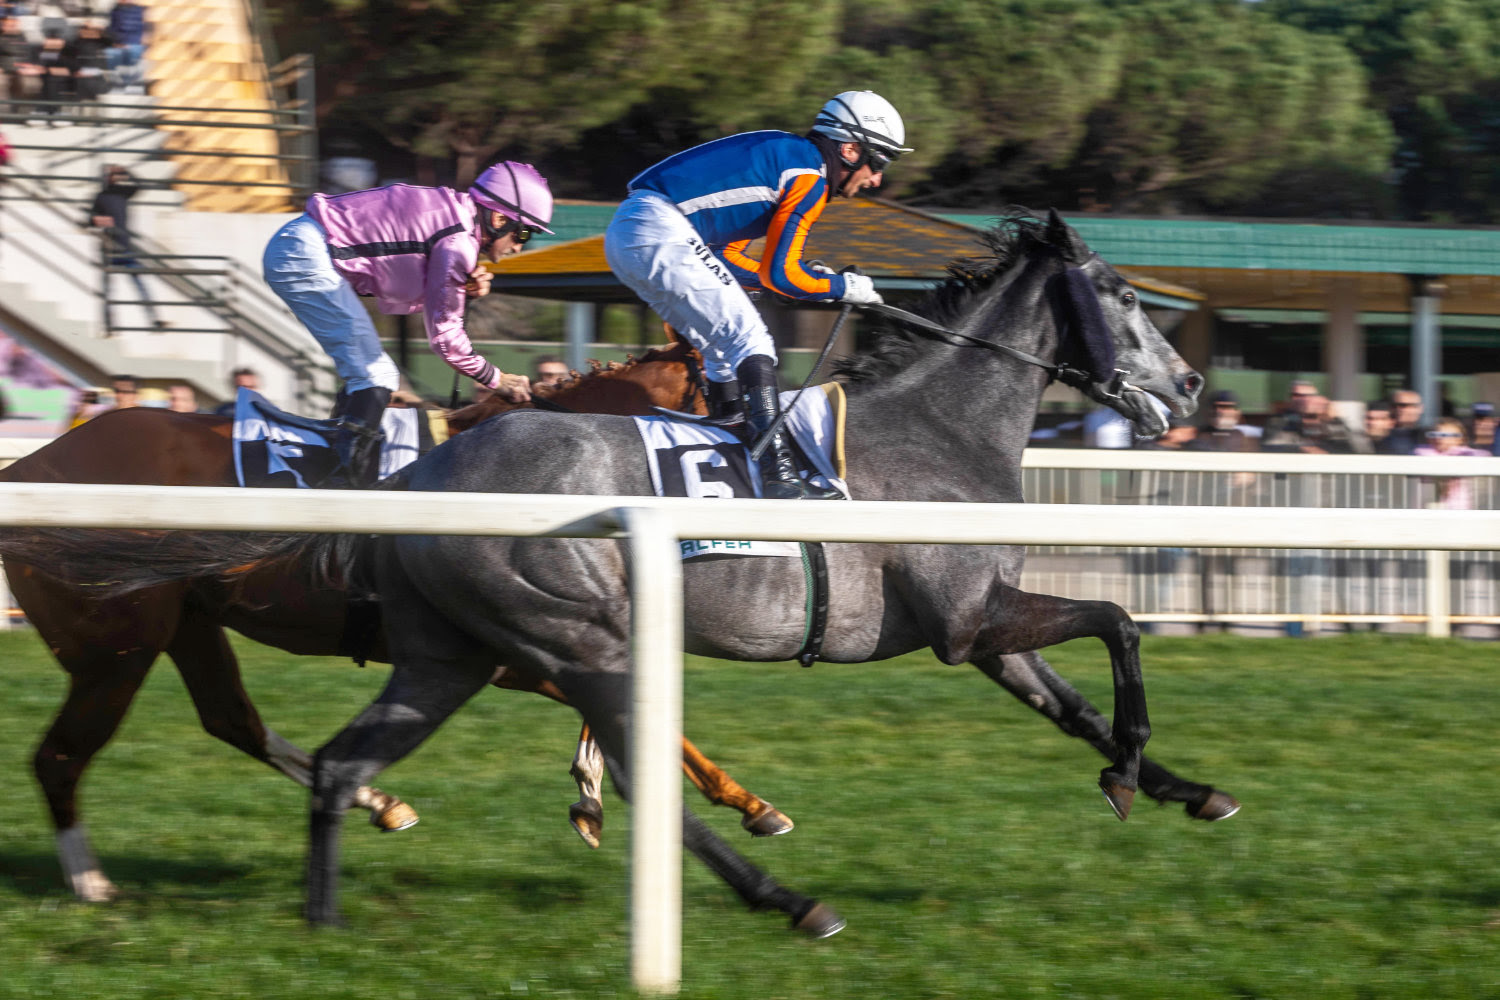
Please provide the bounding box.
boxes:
[569,803,603,850]
[373,801,420,832]
[742,803,793,838]
[1187,791,1241,822]
[793,902,846,939]
[1099,782,1135,822]
[68,871,118,903]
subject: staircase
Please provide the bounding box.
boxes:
[146,0,304,213]
[0,0,333,411]
[0,116,333,411]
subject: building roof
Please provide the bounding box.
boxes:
[495,198,1203,308]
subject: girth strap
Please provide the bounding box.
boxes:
[796,541,829,667]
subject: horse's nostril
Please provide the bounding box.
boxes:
[1182,373,1204,397]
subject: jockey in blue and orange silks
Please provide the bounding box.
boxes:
[605,91,912,499]
[262,161,554,486]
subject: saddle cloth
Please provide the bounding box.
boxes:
[633,383,850,561]
[232,389,426,488]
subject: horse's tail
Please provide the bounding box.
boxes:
[0,472,413,598]
[0,524,344,597]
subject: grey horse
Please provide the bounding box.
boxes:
[296,210,1222,933]
[20,211,1233,933]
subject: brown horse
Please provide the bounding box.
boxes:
[3,341,790,902]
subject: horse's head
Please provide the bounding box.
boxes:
[1042,210,1202,439]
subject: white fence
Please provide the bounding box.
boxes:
[1,483,1498,992]
[1018,449,1500,634]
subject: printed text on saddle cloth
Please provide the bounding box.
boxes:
[633,388,850,560]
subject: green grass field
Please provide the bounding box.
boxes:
[1,629,1497,999]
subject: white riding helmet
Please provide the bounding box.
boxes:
[811,91,914,162]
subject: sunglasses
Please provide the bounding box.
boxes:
[498,218,533,245]
[867,149,898,172]
[1427,431,1461,439]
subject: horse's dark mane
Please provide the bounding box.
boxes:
[831,209,1063,386]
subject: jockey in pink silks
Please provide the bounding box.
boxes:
[262,161,554,486]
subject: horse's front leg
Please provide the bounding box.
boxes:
[973,587,1148,820]
[975,650,1239,821]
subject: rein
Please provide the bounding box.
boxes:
[857,301,1138,399]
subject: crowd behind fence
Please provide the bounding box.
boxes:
[1017,450,1500,634]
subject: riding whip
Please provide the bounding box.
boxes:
[748,302,853,463]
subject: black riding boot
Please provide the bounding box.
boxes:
[330,386,391,488]
[705,377,743,424]
[736,355,839,500]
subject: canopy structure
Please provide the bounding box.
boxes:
[487,198,1203,309]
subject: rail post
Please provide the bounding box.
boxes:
[621,505,683,994]
[1425,549,1451,638]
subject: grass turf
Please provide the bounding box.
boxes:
[0,629,1497,998]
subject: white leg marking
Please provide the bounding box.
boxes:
[57,826,116,902]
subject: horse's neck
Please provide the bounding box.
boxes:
[840,299,1056,501]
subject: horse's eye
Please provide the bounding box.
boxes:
[1122,290,1137,307]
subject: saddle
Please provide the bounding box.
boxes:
[231,389,428,488]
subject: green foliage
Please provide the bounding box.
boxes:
[1264,0,1500,220]
[267,0,1500,220]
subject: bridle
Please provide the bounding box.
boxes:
[858,270,1145,400]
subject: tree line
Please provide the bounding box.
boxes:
[264,0,1500,222]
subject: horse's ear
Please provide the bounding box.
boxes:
[1045,208,1090,264]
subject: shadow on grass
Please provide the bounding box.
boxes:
[362,867,596,910]
[0,850,253,899]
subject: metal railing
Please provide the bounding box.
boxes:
[1017,449,1500,634]
[0,92,317,203]
[0,169,333,411]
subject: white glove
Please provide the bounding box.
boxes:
[840,271,883,306]
[805,259,836,275]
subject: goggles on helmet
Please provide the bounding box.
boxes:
[816,95,903,172]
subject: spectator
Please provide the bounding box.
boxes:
[107,373,138,409]
[1414,417,1489,509]
[1142,417,1196,450]
[1468,402,1497,456]
[1362,401,1397,454]
[70,18,108,107]
[106,0,147,93]
[166,382,200,413]
[533,354,569,387]
[0,16,41,107]
[212,365,259,416]
[1385,389,1427,455]
[30,26,73,123]
[89,164,165,330]
[63,386,109,430]
[1263,381,1358,454]
[1193,389,1258,453]
[1084,405,1134,449]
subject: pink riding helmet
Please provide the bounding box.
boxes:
[470,161,555,234]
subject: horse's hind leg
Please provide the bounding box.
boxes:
[680,736,792,837]
[568,726,793,848]
[307,647,496,926]
[977,651,1239,821]
[569,687,840,937]
[165,604,417,832]
[493,666,793,846]
[974,588,1149,820]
